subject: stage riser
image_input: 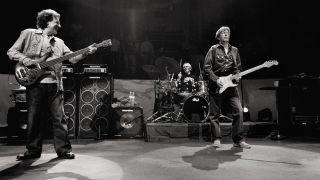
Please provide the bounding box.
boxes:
[145,122,274,142]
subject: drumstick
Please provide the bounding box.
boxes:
[198,62,203,80]
[165,66,170,80]
[179,59,182,73]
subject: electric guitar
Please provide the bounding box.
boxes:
[215,60,278,94]
[14,39,112,86]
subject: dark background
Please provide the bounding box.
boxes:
[2,0,318,79]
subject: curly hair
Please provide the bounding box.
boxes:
[36,9,60,29]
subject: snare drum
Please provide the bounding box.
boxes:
[182,95,209,123]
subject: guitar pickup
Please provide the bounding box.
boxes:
[16,68,27,78]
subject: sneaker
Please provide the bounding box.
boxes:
[58,152,75,159]
[233,141,251,149]
[16,152,41,161]
[212,139,221,147]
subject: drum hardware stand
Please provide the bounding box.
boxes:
[95,125,103,140]
[94,118,105,140]
[220,114,233,120]
[175,109,189,123]
[269,82,284,140]
[207,114,233,123]
[219,114,233,122]
[146,111,159,123]
[151,105,183,123]
[152,112,173,123]
[270,110,283,140]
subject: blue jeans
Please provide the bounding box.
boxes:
[209,87,244,143]
[26,83,72,155]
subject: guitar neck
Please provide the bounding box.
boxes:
[239,64,266,77]
[38,43,104,69]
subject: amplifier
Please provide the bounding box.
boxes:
[11,88,26,103]
[278,78,320,136]
[62,64,74,73]
[62,67,74,73]
[83,67,107,73]
[111,106,144,138]
[82,64,108,74]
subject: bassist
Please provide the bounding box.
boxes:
[203,26,250,148]
[7,9,97,160]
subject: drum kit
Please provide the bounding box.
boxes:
[150,57,210,123]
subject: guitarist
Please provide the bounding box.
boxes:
[203,26,250,148]
[7,9,97,160]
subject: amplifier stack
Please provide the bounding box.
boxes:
[62,63,113,139]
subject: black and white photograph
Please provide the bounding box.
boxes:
[0,0,319,179]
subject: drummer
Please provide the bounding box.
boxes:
[176,62,198,94]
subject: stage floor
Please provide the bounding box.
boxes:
[1,137,320,180]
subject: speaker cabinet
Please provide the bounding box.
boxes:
[278,78,320,136]
[111,107,144,138]
[7,107,27,139]
[78,74,113,138]
[62,75,78,138]
[7,88,27,139]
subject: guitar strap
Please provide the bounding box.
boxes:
[212,45,238,74]
[209,45,239,94]
[231,46,237,66]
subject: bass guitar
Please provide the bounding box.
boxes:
[215,60,278,94]
[14,39,112,86]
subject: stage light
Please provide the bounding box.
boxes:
[243,107,251,122]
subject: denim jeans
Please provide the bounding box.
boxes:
[209,87,244,143]
[26,83,72,155]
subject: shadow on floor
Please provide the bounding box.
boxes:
[182,146,243,170]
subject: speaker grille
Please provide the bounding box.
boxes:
[78,74,113,138]
[111,107,144,138]
[63,75,77,138]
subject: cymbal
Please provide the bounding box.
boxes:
[155,56,180,75]
[141,65,160,79]
[141,65,160,74]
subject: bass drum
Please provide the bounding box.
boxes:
[182,95,209,123]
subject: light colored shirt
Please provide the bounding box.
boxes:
[7,28,72,90]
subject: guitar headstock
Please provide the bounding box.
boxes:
[263,60,279,68]
[97,39,112,48]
